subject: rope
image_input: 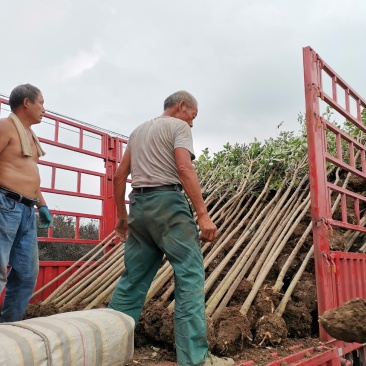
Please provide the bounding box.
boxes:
[6,322,53,366]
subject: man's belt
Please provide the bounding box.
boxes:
[132,184,182,194]
[0,186,39,207]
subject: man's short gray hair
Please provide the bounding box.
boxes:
[164,90,197,110]
[9,84,41,111]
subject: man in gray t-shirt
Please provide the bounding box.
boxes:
[127,116,195,188]
[109,91,234,366]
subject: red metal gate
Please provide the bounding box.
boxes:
[303,46,366,362]
[0,97,128,301]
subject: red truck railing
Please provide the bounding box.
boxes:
[303,46,366,364]
[0,98,128,302]
[0,97,128,242]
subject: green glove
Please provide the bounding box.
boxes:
[38,206,53,228]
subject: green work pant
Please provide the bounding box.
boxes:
[108,190,208,366]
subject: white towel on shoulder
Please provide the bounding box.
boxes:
[9,113,46,157]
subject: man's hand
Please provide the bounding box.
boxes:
[197,215,218,242]
[38,206,53,228]
[115,217,129,242]
[175,147,217,242]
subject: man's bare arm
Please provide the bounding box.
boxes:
[35,187,47,206]
[174,147,217,242]
[0,120,11,156]
[113,149,131,241]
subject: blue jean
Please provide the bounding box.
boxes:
[109,190,208,366]
[0,192,38,322]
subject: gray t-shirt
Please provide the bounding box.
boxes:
[127,116,195,187]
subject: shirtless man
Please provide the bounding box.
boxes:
[0,83,52,322]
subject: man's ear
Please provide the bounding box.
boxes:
[23,98,30,108]
[178,100,186,111]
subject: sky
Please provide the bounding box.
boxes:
[1,0,366,216]
[1,0,366,157]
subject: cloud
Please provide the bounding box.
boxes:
[18,2,68,29]
[1,0,366,156]
[46,44,104,82]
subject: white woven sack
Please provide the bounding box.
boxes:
[0,308,134,366]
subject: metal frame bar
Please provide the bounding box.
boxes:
[303,46,366,346]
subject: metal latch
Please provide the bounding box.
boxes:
[323,252,336,273]
[317,217,334,236]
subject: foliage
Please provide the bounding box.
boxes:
[37,215,99,261]
[195,115,309,199]
[195,108,366,202]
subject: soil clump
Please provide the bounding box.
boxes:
[319,298,366,343]
[254,314,287,346]
[23,302,60,319]
[283,300,312,338]
[212,307,251,356]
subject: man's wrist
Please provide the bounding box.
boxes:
[196,209,209,218]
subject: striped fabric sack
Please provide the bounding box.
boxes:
[0,308,134,366]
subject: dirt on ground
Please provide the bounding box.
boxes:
[319,297,366,343]
[23,274,319,365]
[21,259,323,366]
[127,337,325,366]
[22,296,319,365]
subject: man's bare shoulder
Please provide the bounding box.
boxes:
[0,117,15,145]
[0,117,18,134]
[0,116,13,129]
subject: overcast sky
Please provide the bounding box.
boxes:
[1,0,366,156]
